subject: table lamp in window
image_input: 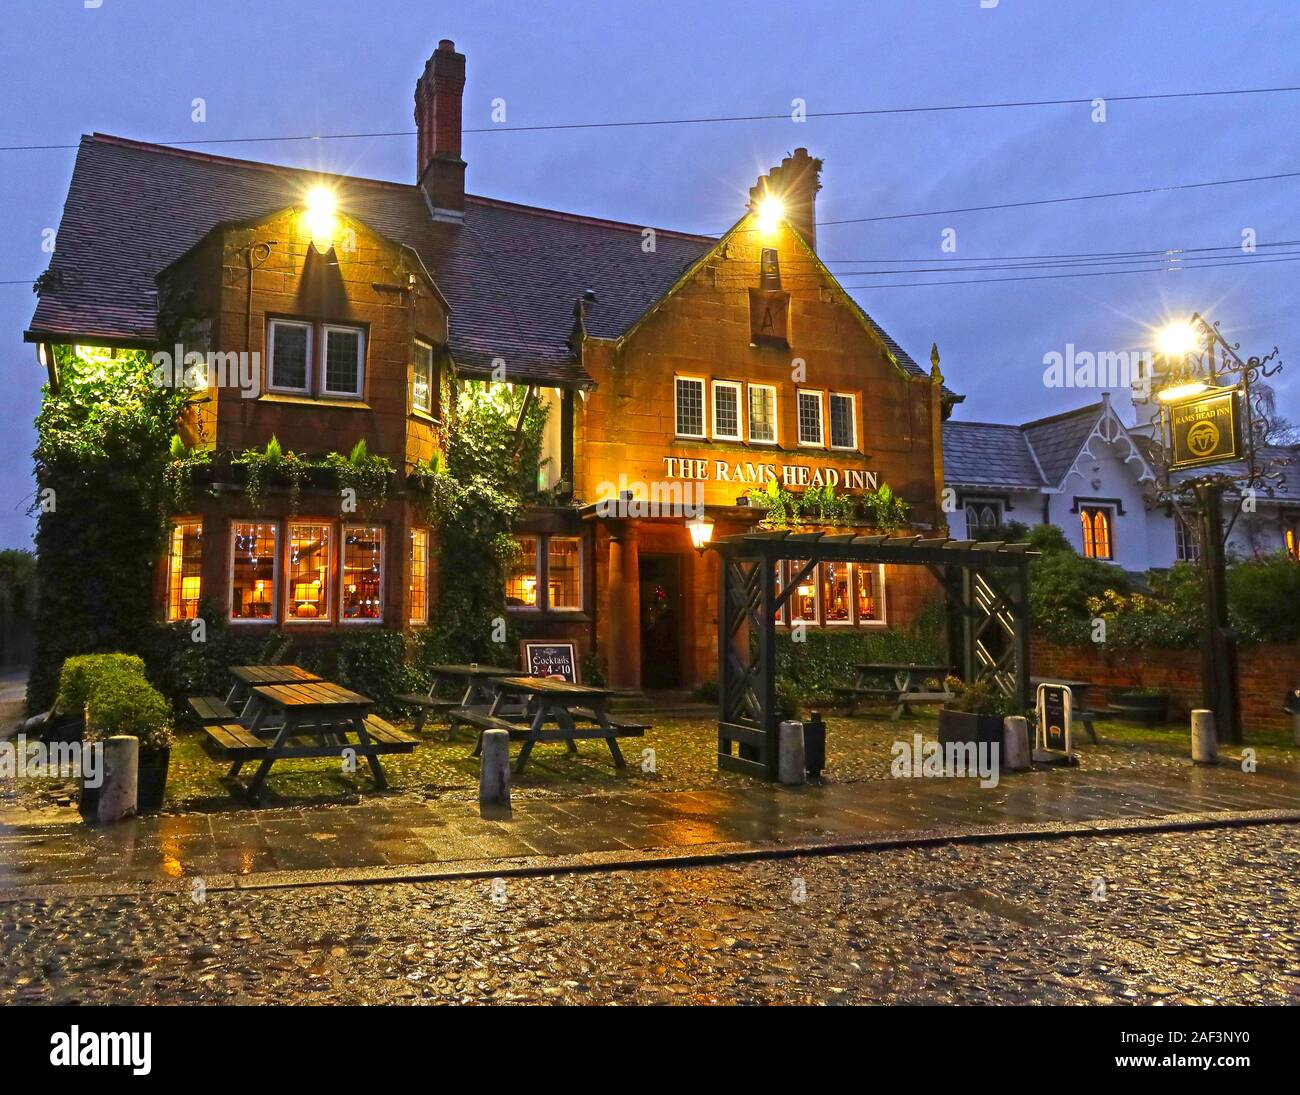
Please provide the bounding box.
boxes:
[181,576,201,616]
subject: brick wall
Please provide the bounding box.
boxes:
[1031,635,1300,733]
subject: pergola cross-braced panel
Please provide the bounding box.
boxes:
[716,530,1036,780]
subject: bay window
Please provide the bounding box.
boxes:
[230,522,278,621]
[507,533,584,612]
[165,519,204,621]
[285,522,332,621]
[341,525,384,622]
[410,528,430,625]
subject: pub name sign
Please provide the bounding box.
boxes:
[1167,389,1241,471]
[663,456,880,491]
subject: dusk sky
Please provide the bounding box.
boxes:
[2,0,1298,550]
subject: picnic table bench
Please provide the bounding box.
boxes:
[188,664,324,727]
[837,663,954,720]
[202,680,416,802]
[454,675,649,774]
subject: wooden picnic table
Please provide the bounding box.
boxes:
[454,675,649,774]
[225,664,322,714]
[220,680,412,802]
[838,663,954,720]
[425,664,523,739]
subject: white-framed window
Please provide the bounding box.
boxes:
[412,340,434,415]
[285,521,333,623]
[822,561,853,625]
[230,521,279,622]
[787,560,819,624]
[165,519,203,622]
[267,319,312,393]
[964,500,1004,537]
[340,525,384,622]
[747,383,778,444]
[829,392,857,450]
[320,324,366,399]
[797,389,824,447]
[712,380,743,441]
[675,376,706,438]
[1174,511,1200,563]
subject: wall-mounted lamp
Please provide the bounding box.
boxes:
[303,186,338,253]
[687,513,715,553]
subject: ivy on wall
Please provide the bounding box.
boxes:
[29,346,187,711]
[412,379,547,667]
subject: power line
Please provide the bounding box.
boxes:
[818,239,1300,264]
[835,253,1300,289]
[2,83,1299,152]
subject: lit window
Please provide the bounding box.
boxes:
[165,520,203,621]
[507,535,540,608]
[341,525,384,621]
[410,528,430,625]
[797,390,824,446]
[748,384,777,444]
[268,319,311,392]
[1080,506,1113,560]
[855,564,885,624]
[675,377,706,438]
[548,537,582,610]
[712,380,742,441]
[286,522,332,621]
[829,393,857,449]
[230,522,278,621]
[412,341,434,415]
[321,324,365,398]
[788,560,818,623]
[1285,525,1299,561]
[822,561,852,624]
[1174,511,1200,563]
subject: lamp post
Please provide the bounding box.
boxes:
[1145,315,1285,745]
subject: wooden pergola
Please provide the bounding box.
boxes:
[714,530,1038,780]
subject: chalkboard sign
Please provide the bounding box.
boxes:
[520,640,579,683]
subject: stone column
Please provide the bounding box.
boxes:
[605,520,641,691]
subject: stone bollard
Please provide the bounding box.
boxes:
[96,735,138,824]
[1002,715,1031,772]
[479,728,511,817]
[1191,709,1218,765]
[778,720,806,785]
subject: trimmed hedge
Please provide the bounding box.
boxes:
[55,653,148,718]
[55,652,174,752]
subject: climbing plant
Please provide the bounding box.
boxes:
[414,379,547,665]
[29,345,187,711]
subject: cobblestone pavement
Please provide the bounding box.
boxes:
[2,824,1297,1005]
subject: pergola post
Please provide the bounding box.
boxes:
[758,551,778,779]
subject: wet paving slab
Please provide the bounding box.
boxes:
[0,760,1296,895]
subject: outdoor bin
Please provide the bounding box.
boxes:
[804,711,826,778]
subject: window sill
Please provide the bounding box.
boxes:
[260,392,371,411]
[410,409,441,426]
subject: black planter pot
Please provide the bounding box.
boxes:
[1110,693,1169,725]
[79,777,100,819]
[938,709,1004,747]
[138,747,171,813]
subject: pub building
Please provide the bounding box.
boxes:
[26,39,953,695]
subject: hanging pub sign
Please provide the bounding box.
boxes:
[1034,682,1074,764]
[520,640,579,682]
[1166,388,1241,471]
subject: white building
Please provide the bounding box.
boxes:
[943,393,1300,572]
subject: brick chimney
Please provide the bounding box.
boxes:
[414,39,466,218]
[749,148,823,252]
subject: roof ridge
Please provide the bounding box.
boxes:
[1019,400,1104,431]
[945,419,1025,429]
[88,133,717,242]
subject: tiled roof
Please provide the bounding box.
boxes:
[941,420,1046,489]
[27,134,926,387]
[1020,402,1104,487]
[1170,444,1300,504]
